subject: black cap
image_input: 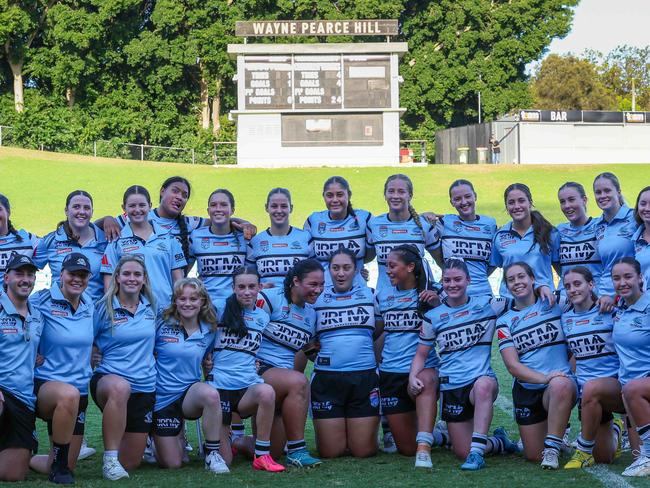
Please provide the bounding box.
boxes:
[61,253,91,273]
[5,253,38,272]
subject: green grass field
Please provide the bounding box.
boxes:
[2,147,650,487]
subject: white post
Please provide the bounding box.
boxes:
[0,126,3,146]
[191,148,195,164]
[478,91,482,124]
[140,144,144,161]
[93,141,97,157]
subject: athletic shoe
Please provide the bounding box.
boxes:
[461,451,486,471]
[540,448,559,470]
[103,457,129,481]
[614,418,625,459]
[286,448,322,468]
[493,427,521,454]
[143,436,157,464]
[563,449,595,469]
[381,432,398,454]
[48,465,75,484]
[622,430,631,452]
[77,438,96,461]
[252,454,286,472]
[434,420,450,449]
[204,451,230,474]
[622,455,650,477]
[414,450,433,469]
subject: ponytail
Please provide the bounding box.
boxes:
[7,220,22,242]
[390,244,431,314]
[176,214,191,273]
[221,294,248,339]
[530,210,554,255]
[56,220,79,243]
[408,204,423,231]
[0,194,22,242]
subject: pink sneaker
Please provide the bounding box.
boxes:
[252,454,285,472]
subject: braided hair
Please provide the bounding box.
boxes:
[160,177,192,267]
[221,265,259,339]
[504,183,554,255]
[384,174,423,230]
[0,194,22,242]
[283,259,324,303]
[390,244,432,314]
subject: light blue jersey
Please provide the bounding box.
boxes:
[612,292,650,385]
[561,305,618,387]
[34,224,107,301]
[313,285,376,372]
[0,230,38,289]
[32,285,94,394]
[189,226,247,307]
[496,297,572,390]
[154,319,216,411]
[436,214,497,297]
[93,296,157,393]
[490,222,558,297]
[208,306,269,390]
[375,286,439,373]
[595,206,638,296]
[554,218,603,293]
[246,227,312,287]
[303,209,372,285]
[633,225,650,289]
[101,221,186,308]
[256,287,316,369]
[366,214,439,293]
[421,295,508,390]
[0,293,43,409]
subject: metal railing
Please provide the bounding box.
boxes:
[399,139,428,164]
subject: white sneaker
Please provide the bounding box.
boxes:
[78,438,96,460]
[143,436,157,464]
[622,455,650,477]
[381,432,398,454]
[103,457,129,480]
[541,448,559,470]
[205,451,230,474]
[414,450,433,469]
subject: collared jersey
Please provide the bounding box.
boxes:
[256,287,316,369]
[154,319,216,411]
[561,304,618,387]
[101,221,186,308]
[496,297,572,390]
[554,218,603,293]
[303,209,372,285]
[93,296,157,392]
[612,292,650,385]
[189,226,248,306]
[421,295,509,390]
[312,285,376,372]
[490,222,558,297]
[0,293,43,409]
[32,285,94,394]
[34,224,108,301]
[375,286,439,373]
[633,225,650,289]
[595,205,638,296]
[246,227,312,287]
[366,214,439,293]
[208,306,269,390]
[0,230,38,289]
[436,214,497,296]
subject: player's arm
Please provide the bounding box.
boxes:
[408,343,432,395]
[499,347,565,384]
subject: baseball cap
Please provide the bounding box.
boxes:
[5,253,38,272]
[61,253,91,273]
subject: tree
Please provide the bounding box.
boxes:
[594,46,650,111]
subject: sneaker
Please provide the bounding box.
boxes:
[622,430,631,452]
[381,432,398,454]
[564,449,595,469]
[252,454,286,472]
[493,427,521,454]
[48,465,75,484]
[614,418,625,459]
[77,438,96,461]
[461,451,486,471]
[622,455,650,477]
[286,448,322,468]
[143,436,157,464]
[103,457,129,481]
[205,451,230,474]
[414,450,433,469]
[540,448,559,470]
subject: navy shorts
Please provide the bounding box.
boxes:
[34,379,88,436]
[0,388,37,453]
[153,386,199,437]
[310,369,380,420]
[379,371,415,415]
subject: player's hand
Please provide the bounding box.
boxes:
[420,212,443,225]
[261,282,275,289]
[231,221,257,240]
[35,354,45,367]
[597,295,615,313]
[537,286,556,306]
[103,216,122,242]
[202,353,213,375]
[419,289,440,307]
[408,375,424,396]
[360,267,370,282]
[91,347,102,369]
[545,370,567,383]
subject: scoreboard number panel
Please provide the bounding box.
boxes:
[343,55,391,108]
[293,55,343,109]
[244,56,293,110]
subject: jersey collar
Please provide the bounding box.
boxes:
[51,282,92,312]
[624,292,650,312]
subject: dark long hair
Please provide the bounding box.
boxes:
[504,183,554,255]
[221,265,259,338]
[56,190,94,244]
[594,172,625,206]
[283,259,324,303]
[390,244,432,314]
[612,257,643,292]
[123,185,151,206]
[323,176,356,219]
[634,186,650,226]
[448,179,476,198]
[0,194,21,242]
[160,177,191,267]
[328,246,357,268]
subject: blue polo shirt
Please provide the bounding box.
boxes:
[612,292,650,385]
[633,225,650,290]
[0,229,39,289]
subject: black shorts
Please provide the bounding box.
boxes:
[577,398,617,425]
[33,379,88,436]
[310,369,380,420]
[441,382,476,423]
[379,371,415,415]
[0,388,37,453]
[90,373,155,433]
[512,381,548,426]
[256,360,275,377]
[218,388,248,426]
[153,387,199,437]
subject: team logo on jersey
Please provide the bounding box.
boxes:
[156,243,169,252]
[439,313,450,325]
[369,388,380,408]
[291,241,302,250]
[379,225,388,238]
[453,221,464,233]
[323,293,333,303]
[280,306,290,319]
[385,295,395,307]
[483,225,494,235]
[317,222,326,235]
[311,400,333,411]
[77,411,86,425]
[443,402,464,417]
[349,220,360,231]
[632,317,645,328]
[144,411,153,424]
[201,238,210,250]
[595,225,606,240]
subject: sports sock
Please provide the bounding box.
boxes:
[286,439,306,454]
[636,423,650,457]
[204,439,221,456]
[576,434,595,454]
[103,450,118,462]
[52,442,70,469]
[612,419,623,446]
[381,416,391,436]
[416,432,433,448]
[470,433,488,455]
[432,428,450,447]
[486,435,504,454]
[254,439,271,457]
[231,422,245,440]
[544,434,563,455]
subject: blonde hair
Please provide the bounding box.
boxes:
[161,278,218,331]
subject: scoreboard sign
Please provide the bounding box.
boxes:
[236,20,398,37]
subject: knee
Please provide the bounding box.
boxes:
[416,370,437,392]
[581,381,601,403]
[549,377,575,400]
[622,380,645,401]
[203,388,221,409]
[473,378,497,401]
[258,385,276,406]
[159,458,182,470]
[107,380,131,403]
[121,458,141,471]
[351,445,377,458]
[289,375,309,395]
[58,386,80,412]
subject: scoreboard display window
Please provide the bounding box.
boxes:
[281,113,383,146]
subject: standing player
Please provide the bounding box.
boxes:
[153,278,229,473]
[491,183,557,297]
[31,253,95,483]
[0,195,38,289]
[433,180,497,297]
[311,248,379,458]
[496,262,577,469]
[367,174,439,293]
[561,267,623,469]
[101,185,186,309]
[34,190,108,302]
[414,258,519,471]
[632,186,650,286]
[247,188,312,288]
[0,254,43,482]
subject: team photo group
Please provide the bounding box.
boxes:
[1,171,650,484]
